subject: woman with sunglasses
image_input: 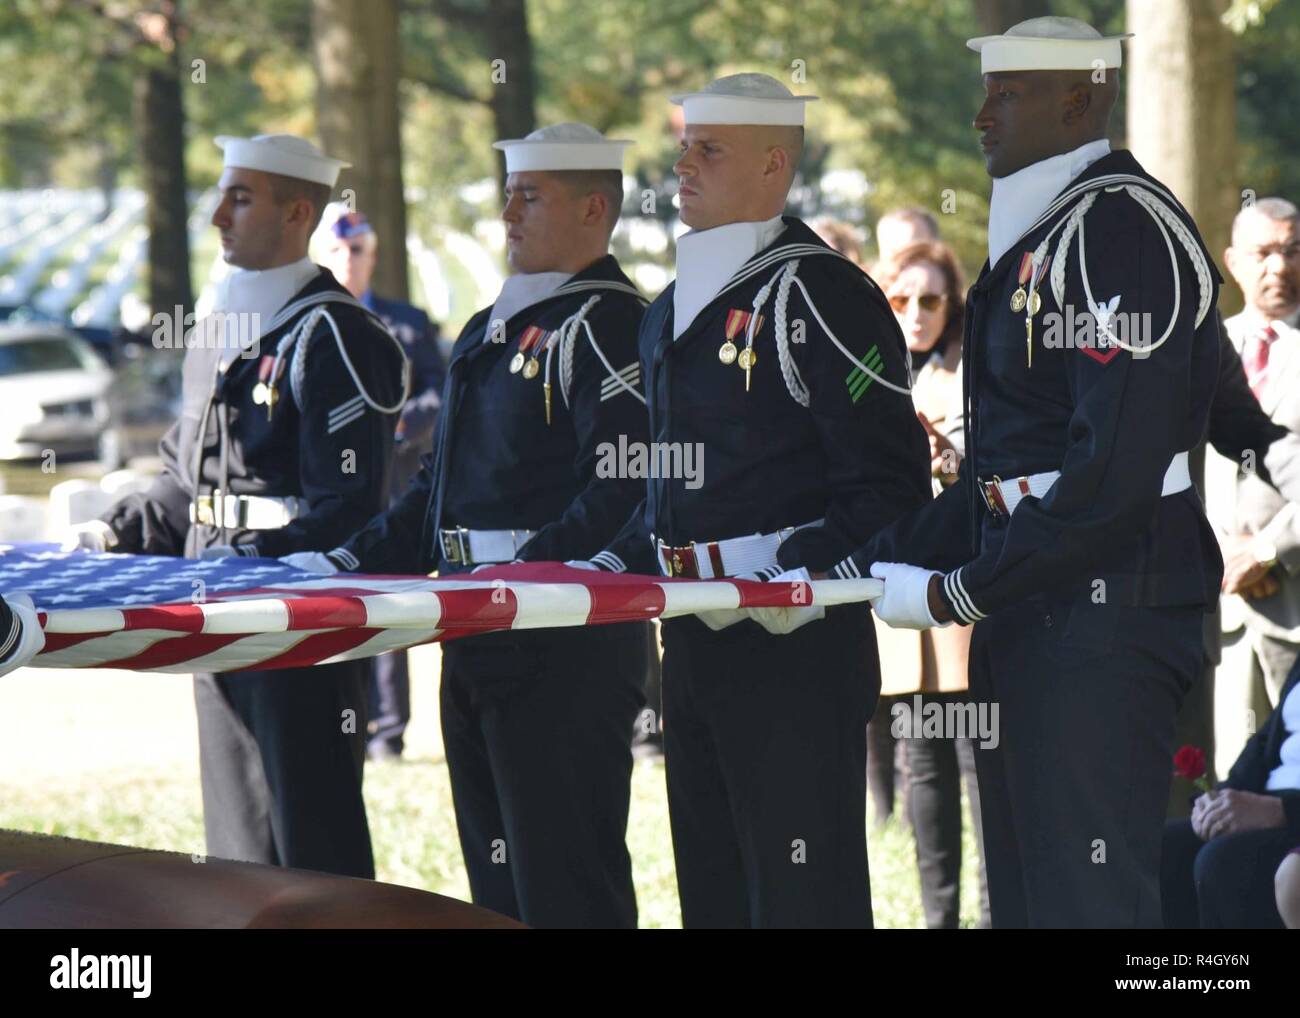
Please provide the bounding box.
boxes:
[874,240,990,928]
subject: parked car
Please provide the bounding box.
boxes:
[0,324,113,462]
[0,324,181,469]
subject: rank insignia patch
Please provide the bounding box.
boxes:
[846,344,884,403]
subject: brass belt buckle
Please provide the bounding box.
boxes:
[986,475,1006,516]
[195,495,215,527]
[438,527,470,564]
[979,477,999,516]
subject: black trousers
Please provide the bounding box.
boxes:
[367,649,411,756]
[634,622,664,743]
[903,711,990,929]
[194,660,374,878]
[967,594,1201,928]
[440,622,644,928]
[1160,817,1290,928]
[867,696,907,828]
[660,604,877,928]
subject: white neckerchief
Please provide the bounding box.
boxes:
[987,138,1111,268]
[673,215,785,339]
[204,256,319,367]
[486,271,573,339]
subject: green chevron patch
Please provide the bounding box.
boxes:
[846,344,885,404]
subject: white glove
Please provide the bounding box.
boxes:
[279,551,339,575]
[868,561,948,630]
[743,567,825,634]
[700,568,822,634]
[563,560,599,571]
[200,545,239,560]
[62,520,118,553]
[697,608,748,631]
[0,593,46,677]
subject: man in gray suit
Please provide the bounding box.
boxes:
[1207,197,1300,777]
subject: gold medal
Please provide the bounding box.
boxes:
[1028,291,1042,315]
[738,347,757,392]
[722,309,762,372]
[1011,251,1035,314]
[513,325,546,377]
[253,355,283,421]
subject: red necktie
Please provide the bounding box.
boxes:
[1244,323,1277,399]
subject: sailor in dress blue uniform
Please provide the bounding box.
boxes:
[587,74,932,928]
[852,18,1231,927]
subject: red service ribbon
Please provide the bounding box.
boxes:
[1017,251,1034,286]
[257,355,285,383]
[1030,254,1051,292]
[725,309,764,340]
[517,325,547,354]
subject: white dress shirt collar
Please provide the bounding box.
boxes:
[673,215,786,339]
[987,138,1111,267]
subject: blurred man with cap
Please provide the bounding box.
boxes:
[284,123,650,927]
[70,132,408,878]
[835,17,1252,926]
[319,206,447,762]
[587,73,930,928]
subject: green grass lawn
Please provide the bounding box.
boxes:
[0,751,984,928]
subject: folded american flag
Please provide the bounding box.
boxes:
[0,544,881,673]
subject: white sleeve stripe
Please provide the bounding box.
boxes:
[327,395,366,421]
[327,406,367,434]
[591,551,626,573]
[0,612,21,661]
[944,569,985,624]
[600,364,640,394]
[328,547,360,571]
[952,569,987,620]
[584,321,647,405]
[942,571,973,623]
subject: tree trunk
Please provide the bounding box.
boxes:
[1125,0,1236,294]
[312,0,409,300]
[133,48,193,327]
[485,0,537,190]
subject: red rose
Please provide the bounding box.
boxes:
[1173,744,1207,782]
